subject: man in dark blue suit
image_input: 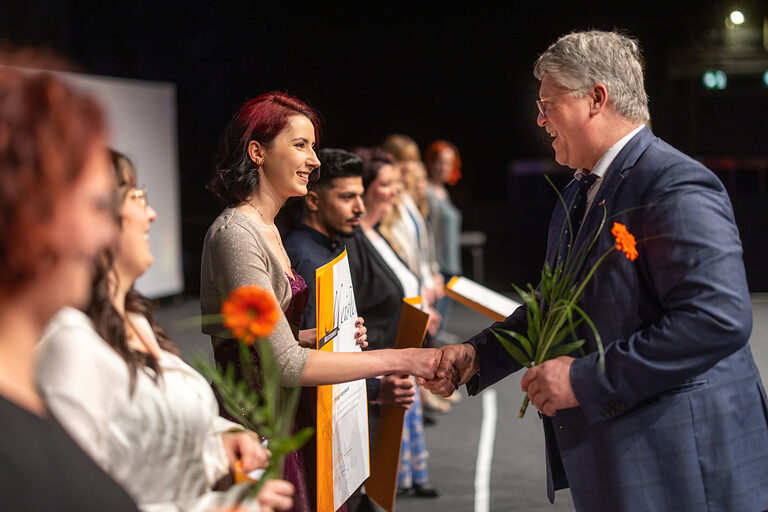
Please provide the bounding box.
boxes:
[425,30,768,511]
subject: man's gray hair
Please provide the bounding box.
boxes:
[534,31,650,123]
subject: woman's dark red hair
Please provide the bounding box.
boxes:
[424,140,462,186]
[208,91,321,206]
[0,66,105,298]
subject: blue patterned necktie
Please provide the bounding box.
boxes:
[558,173,598,266]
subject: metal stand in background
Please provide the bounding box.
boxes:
[460,231,487,284]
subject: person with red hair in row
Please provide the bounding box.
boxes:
[0,64,137,511]
[201,92,441,511]
[424,140,463,283]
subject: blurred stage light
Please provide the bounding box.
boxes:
[763,70,768,87]
[729,11,745,25]
[703,70,728,90]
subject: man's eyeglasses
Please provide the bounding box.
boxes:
[536,90,574,117]
[129,187,149,209]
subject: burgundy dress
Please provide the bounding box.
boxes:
[213,271,347,512]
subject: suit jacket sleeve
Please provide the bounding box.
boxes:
[465,303,529,395]
[571,150,752,425]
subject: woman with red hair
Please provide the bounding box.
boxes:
[0,66,137,511]
[201,92,441,511]
[424,140,463,280]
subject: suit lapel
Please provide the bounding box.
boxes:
[571,126,656,265]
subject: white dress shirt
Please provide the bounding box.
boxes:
[575,124,645,215]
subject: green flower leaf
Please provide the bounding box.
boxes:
[572,304,605,372]
[270,427,315,455]
[546,339,585,358]
[491,329,532,368]
[495,328,533,360]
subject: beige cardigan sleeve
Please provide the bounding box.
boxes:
[201,209,309,387]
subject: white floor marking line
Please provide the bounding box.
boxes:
[475,389,498,512]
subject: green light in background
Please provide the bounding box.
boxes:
[703,70,727,90]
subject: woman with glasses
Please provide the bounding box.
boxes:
[0,66,137,511]
[37,151,295,512]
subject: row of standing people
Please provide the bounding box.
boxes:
[0,63,441,511]
[282,144,461,508]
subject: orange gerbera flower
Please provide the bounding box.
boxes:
[611,222,638,261]
[222,285,281,345]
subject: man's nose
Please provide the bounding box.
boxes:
[354,196,365,214]
[537,110,547,127]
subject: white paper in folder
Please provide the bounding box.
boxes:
[446,276,521,320]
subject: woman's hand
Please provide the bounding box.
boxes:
[402,347,442,380]
[256,479,295,512]
[354,317,368,348]
[221,430,270,473]
[298,328,316,348]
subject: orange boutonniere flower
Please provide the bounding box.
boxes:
[222,285,281,345]
[612,222,638,261]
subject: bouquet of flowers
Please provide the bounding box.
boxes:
[494,177,639,418]
[196,285,313,496]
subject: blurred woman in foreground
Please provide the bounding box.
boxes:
[0,65,137,510]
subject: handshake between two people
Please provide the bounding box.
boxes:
[407,344,580,417]
[416,344,479,397]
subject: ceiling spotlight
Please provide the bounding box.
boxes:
[729,10,745,25]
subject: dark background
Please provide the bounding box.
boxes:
[2,1,767,293]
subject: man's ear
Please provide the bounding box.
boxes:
[247,140,265,166]
[304,190,321,212]
[589,83,609,115]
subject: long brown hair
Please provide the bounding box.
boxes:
[86,150,177,394]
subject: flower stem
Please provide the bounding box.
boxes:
[519,393,530,418]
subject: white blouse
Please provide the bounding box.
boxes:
[36,307,258,512]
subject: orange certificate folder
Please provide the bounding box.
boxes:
[444,275,521,322]
[316,249,370,512]
[366,297,430,512]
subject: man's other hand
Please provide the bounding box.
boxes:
[520,356,579,416]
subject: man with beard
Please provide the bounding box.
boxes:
[285,147,415,406]
[286,147,416,511]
